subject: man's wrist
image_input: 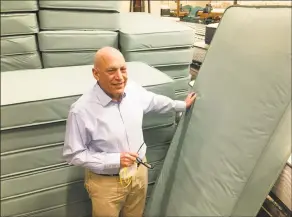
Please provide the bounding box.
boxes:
[104,153,120,169]
[174,100,187,112]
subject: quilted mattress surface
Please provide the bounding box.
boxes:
[39,0,122,12]
[123,48,193,67]
[145,6,291,217]
[39,10,120,31]
[119,12,195,51]
[38,30,118,52]
[1,13,39,36]
[1,62,175,130]
[1,0,38,12]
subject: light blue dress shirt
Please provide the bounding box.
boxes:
[63,80,186,175]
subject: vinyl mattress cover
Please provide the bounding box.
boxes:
[1,53,42,72]
[39,10,120,31]
[1,13,39,36]
[41,51,98,68]
[1,35,38,56]
[119,12,195,51]
[123,48,193,67]
[38,30,118,52]
[1,0,38,13]
[1,62,175,130]
[39,0,122,12]
[145,6,292,217]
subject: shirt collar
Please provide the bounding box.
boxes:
[94,82,126,107]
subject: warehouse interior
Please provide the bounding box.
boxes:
[1,1,291,217]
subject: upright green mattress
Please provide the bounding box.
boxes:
[145,5,291,217]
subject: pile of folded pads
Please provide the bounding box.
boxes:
[37,0,121,68]
[1,1,41,72]
[119,12,195,100]
[1,62,177,216]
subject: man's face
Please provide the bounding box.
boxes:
[93,54,128,100]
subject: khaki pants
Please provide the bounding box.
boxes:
[84,164,148,217]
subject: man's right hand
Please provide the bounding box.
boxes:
[120,152,138,168]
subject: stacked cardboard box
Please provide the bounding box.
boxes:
[1,0,42,72]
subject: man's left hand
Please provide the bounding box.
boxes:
[185,92,197,109]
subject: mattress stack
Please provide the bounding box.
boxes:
[37,0,121,68]
[178,21,208,80]
[1,62,176,216]
[192,41,209,65]
[179,21,206,42]
[1,0,42,72]
[119,13,195,101]
[205,23,219,44]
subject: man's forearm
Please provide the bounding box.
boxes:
[145,93,187,114]
[64,150,121,171]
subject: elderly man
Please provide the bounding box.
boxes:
[63,47,196,217]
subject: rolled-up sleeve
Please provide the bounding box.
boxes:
[63,111,120,171]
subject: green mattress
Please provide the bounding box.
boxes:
[156,64,190,79]
[1,62,175,130]
[145,5,291,217]
[119,12,195,52]
[1,125,175,178]
[173,76,191,93]
[1,53,42,72]
[39,0,122,12]
[123,48,193,67]
[38,30,118,52]
[0,0,38,13]
[1,35,41,72]
[1,35,38,56]
[0,13,39,36]
[39,30,118,68]
[41,51,97,68]
[38,10,120,31]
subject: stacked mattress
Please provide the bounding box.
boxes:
[119,13,195,100]
[37,1,121,68]
[192,41,209,64]
[1,62,176,216]
[205,23,219,44]
[1,0,42,72]
[145,5,291,217]
[179,21,206,42]
[179,21,209,73]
